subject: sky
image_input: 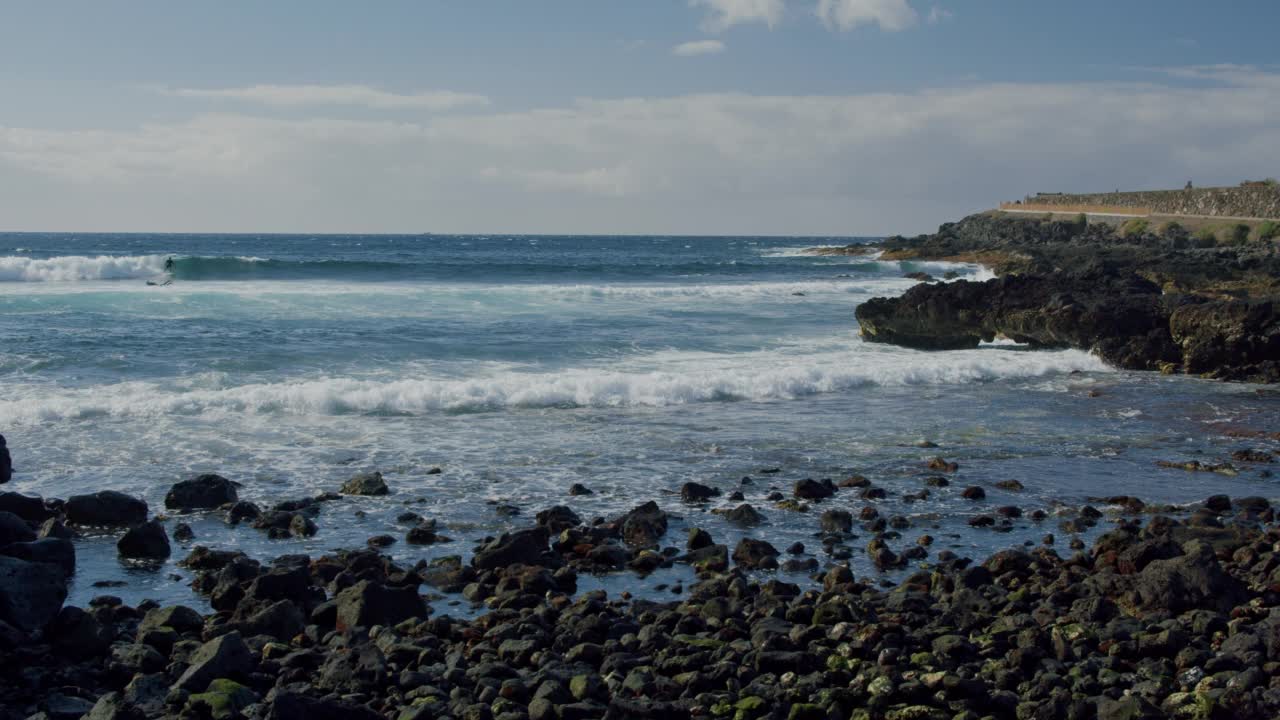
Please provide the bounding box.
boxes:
[1,0,1279,236]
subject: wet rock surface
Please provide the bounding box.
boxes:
[165,474,240,511]
[2,490,1280,720]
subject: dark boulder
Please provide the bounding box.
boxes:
[266,692,384,720]
[117,520,171,560]
[472,527,552,569]
[619,501,668,549]
[687,527,713,550]
[0,537,75,575]
[164,474,239,510]
[1122,541,1246,616]
[0,511,35,545]
[47,605,112,659]
[722,503,765,526]
[225,500,262,524]
[174,631,254,692]
[0,434,9,484]
[340,471,388,496]
[233,598,306,639]
[0,491,54,523]
[535,505,582,533]
[679,482,720,503]
[0,555,68,633]
[83,691,144,720]
[333,580,426,630]
[732,538,780,570]
[65,490,148,527]
[406,520,449,545]
[794,478,835,500]
[138,604,204,635]
[819,509,853,534]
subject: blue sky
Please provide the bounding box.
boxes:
[1,1,1278,234]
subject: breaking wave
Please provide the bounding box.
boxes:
[4,347,1110,423]
[0,255,167,282]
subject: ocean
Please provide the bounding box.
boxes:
[1,233,1275,610]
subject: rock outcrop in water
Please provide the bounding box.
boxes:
[0,435,11,484]
[852,212,1280,381]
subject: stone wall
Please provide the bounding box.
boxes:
[1006,185,1280,219]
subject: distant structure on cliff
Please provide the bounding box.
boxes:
[1000,180,1280,220]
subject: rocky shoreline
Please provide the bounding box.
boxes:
[4,438,1280,719]
[845,212,1280,382]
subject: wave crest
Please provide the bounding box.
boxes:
[0,255,167,282]
[3,347,1109,423]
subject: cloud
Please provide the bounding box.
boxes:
[816,0,919,31]
[673,39,727,56]
[3,69,1280,235]
[927,6,953,24]
[692,0,784,32]
[164,84,491,110]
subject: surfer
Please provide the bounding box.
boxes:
[148,256,176,285]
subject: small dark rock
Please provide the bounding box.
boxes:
[118,520,171,560]
[340,471,389,496]
[164,474,238,510]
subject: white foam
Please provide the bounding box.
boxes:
[0,278,915,302]
[760,245,868,258]
[0,254,166,282]
[1,344,1111,424]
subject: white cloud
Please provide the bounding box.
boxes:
[816,0,919,31]
[673,39,727,56]
[692,0,784,32]
[927,6,953,24]
[3,69,1280,235]
[165,84,491,110]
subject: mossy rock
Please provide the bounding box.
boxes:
[786,703,825,720]
[734,695,768,720]
[674,633,724,649]
[909,651,935,667]
[825,654,849,671]
[187,679,257,719]
[885,705,949,720]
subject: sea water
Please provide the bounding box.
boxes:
[1,233,1276,611]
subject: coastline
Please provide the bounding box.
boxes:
[0,227,1277,719]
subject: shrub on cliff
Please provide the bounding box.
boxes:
[1226,223,1252,245]
[1119,218,1150,238]
[1157,221,1187,240]
[1256,220,1280,241]
[1193,227,1218,247]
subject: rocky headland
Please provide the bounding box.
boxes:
[849,212,1280,382]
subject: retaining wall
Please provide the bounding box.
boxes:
[1004,185,1280,219]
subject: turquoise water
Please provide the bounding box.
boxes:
[1,233,1276,610]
